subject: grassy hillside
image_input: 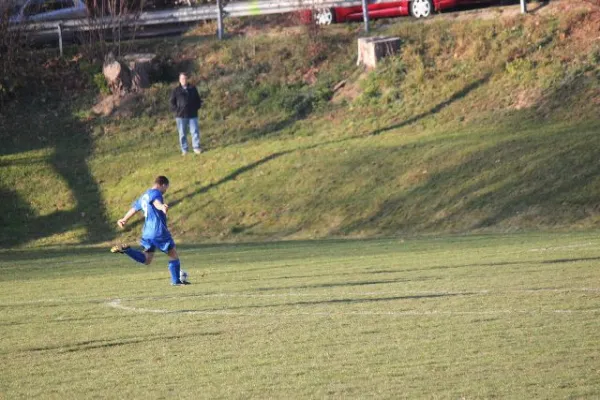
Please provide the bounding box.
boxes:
[0,0,598,248]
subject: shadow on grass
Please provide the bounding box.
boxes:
[333,69,600,237]
[0,95,113,247]
[20,331,222,354]
[0,246,111,263]
[169,150,293,207]
[207,115,302,149]
[369,73,492,136]
[388,256,600,274]
[170,135,363,208]
[542,256,600,264]
[0,231,377,263]
[254,277,436,292]
[197,292,473,313]
[238,254,600,282]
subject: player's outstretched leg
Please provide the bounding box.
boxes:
[111,244,146,264]
[168,259,182,285]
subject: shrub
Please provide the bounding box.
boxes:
[93,73,111,95]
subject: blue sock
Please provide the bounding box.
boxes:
[168,259,181,284]
[124,248,146,264]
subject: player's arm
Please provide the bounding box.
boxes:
[153,199,169,215]
[117,207,138,228]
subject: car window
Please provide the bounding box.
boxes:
[23,0,75,16]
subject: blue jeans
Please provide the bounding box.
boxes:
[176,117,201,153]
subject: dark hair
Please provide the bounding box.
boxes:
[179,72,188,78]
[155,176,169,186]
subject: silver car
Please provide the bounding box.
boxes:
[10,0,88,23]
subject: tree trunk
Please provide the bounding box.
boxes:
[102,52,132,95]
[124,53,158,92]
[357,37,401,69]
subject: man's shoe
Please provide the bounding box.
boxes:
[182,151,188,156]
[171,281,183,286]
[193,148,202,154]
[110,244,130,254]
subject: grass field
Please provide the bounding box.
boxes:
[2,232,600,398]
[1,4,599,397]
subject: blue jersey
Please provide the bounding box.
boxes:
[133,188,172,240]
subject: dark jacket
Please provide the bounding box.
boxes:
[170,84,203,118]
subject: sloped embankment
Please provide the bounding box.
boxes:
[0,0,598,247]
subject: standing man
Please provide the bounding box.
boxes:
[111,176,188,286]
[170,72,203,155]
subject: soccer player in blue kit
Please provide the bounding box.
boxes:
[111,176,188,286]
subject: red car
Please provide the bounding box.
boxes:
[312,0,490,24]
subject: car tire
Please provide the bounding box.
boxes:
[410,0,433,18]
[313,8,335,25]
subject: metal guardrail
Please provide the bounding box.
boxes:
[16,0,366,34]
[15,0,530,50]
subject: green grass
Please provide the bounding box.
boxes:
[2,232,600,398]
[0,2,599,248]
[1,4,599,398]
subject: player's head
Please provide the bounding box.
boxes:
[154,175,170,193]
[179,72,188,87]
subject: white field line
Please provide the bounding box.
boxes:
[3,287,600,307]
[106,298,600,317]
[106,286,600,317]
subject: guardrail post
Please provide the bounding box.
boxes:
[57,23,63,57]
[361,0,369,32]
[520,0,527,13]
[217,0,224,40]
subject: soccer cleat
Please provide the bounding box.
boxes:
[110,244,130,254]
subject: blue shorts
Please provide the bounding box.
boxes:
[140,237,175,253]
